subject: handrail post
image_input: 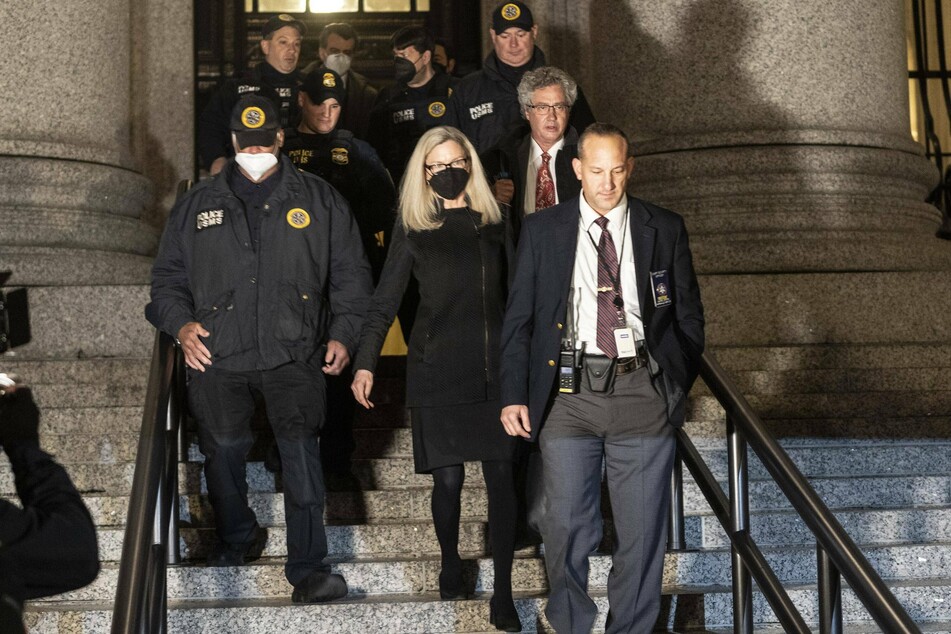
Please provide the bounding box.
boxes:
[668,446,687,551]
[818,545,843,634]
[727,415,753,634]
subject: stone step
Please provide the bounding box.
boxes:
[2,357,150,386]
[693,366,951,396]
[89,500,951,564]
[37,406,143,434]
[25,579,951,633]
[700,505,951,548]
[8,438,951,495]
[75,468,951,529]
[39,542,951,604]
[712,343,951,372]
[684,416,951,442]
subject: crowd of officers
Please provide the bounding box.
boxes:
[174,0,615,620]
[193,3,593,483]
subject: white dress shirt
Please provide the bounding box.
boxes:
[523,137,566,214]
[570,193,644,355]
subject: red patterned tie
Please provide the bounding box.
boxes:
[535,152,555,211]
[595,216,621,357]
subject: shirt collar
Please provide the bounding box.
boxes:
[529,136,566,164]
[579,192,628,230]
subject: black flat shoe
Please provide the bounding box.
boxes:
[438,568,468,600]
[489,595,522,632]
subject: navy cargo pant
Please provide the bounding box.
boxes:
[187,360,329,586]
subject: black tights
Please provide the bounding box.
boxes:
[430,460,517,598]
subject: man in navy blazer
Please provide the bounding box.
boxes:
[500,123,704,633]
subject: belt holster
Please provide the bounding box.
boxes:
[583,354,616,393]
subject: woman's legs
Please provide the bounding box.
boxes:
[431,464,465,591]
[482,459,517,599]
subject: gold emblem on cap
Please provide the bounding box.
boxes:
[331,148,349,165]
[241,106,266,129]
[278,13,294,21]
[322,72,337,88]
[287,208,311,229]
[501,3,521,20]
[428,101,446,118]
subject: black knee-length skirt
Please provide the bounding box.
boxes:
[410,399,517,473]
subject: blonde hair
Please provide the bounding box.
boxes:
[399,126,502,232]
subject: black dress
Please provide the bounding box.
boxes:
[354,206,517,472]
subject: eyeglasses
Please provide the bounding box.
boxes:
[527,103,570,115]
[425,157,469,174]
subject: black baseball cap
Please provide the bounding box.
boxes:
[230,95,280,148]
[262,13,306,39]
[301,69,346,105]
[491,1,534,33]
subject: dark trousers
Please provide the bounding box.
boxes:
[187,361,329,586]
[539,367,674,634]
[321,369,355,474]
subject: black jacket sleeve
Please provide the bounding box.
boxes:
[352,218,414,374]
[145,196,196,339]
[326,188,375,354]
[0,391,99,601]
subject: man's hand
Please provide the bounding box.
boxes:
[492,178,515,206]
[178,322,212,371]
[500,404,531,438]
[322,340,350,375]
[209,157,228,176]
[351,369,374,409]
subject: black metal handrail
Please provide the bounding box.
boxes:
[112,179,192,634]
[668,352,921,633]
[111,331,186,634]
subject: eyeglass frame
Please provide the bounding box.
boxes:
[425,157,470,174]
[525,103,571,115]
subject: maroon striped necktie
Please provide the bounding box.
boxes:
[595,216,621,357]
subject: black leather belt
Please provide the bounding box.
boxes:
[583,343,648,376]
[615,355,646,375]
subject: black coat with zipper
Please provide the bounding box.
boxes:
[146,155,373,371]
[353,206,512,408]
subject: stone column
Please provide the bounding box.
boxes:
[0,1,157,287]
[0,1,192,358]
[521,0,951,347]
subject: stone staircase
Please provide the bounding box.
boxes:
[6,341,951,632]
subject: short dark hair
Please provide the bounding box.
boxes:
[434,37,454,59]
[391,25,434,55]
[319,23,358,49]
[578,122,631,159]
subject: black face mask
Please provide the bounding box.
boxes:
[394,57,417,84]
[429,167,470,201]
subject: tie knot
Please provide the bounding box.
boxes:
[541,152,551,165]
[595,216,610,230]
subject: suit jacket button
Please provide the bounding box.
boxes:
[548,360,555,366]
[556,323,563,330]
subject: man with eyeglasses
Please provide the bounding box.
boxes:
[367,26,456,187]
[447,1,595,153]
[481,66,582,240]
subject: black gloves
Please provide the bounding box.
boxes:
[0,388,40,451]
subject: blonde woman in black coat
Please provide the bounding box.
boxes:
[352,126,521,632]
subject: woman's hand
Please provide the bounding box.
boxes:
[351,369,375,409]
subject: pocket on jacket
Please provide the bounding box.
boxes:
[195,290,246,360]
[275,280,328,344]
